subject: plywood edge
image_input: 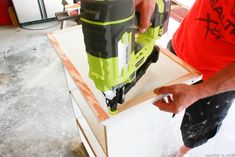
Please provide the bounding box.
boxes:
[169,72,202,85]
[72,96,107,157]
[170,5,188,23]
[104,126,109,157]
[71,91,107,154]
[75,119,98,157]
[172,0,191,9]
[47,32,109,121]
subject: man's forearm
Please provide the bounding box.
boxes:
[196,62,235,99]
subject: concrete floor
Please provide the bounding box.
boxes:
[0,22,88,157]
[1,21,235,157]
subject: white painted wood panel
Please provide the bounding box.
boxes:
[125,51,188,100]
[70,94,106,157]
[106,104,172,157]
[44,0,63,18]
[64,67,107,153]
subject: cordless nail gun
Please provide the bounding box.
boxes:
[80,0,171,113]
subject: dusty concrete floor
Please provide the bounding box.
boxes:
[0,22,88,157]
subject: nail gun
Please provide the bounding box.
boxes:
[80,0,171,113]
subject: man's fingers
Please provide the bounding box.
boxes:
[153,101,176,113]
[135,0,155,32]
[139,6,154,32]
[154,86,174,95]
[154,88,160,94]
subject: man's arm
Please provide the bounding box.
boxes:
[154,62,235,114]
[197,62,235,97]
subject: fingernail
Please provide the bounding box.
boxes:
[139,28,146,33]
[154,89,159,94]
[163,97,169,103]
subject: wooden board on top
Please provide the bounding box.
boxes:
[47,25,202,122]
[172,0,195,9]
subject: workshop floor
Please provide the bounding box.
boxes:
[1,21,235,157]
[0,21,88,157]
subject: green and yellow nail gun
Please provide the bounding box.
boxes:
[80,0,171,112]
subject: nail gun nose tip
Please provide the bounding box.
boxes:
[108,108,118,115]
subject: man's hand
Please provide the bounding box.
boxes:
[153,62,235,114]
[153,84,201,114]
[135,0,155,33]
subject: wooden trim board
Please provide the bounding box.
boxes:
[63,66,107,153]
[172,0,195,9]
[48,31,109,121]
[170,5,188,23]
[160,47,201,77]
[75,119,97,157]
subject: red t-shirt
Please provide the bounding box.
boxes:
[172,0,235,80]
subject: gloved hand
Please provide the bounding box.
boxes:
[135,0,155,33]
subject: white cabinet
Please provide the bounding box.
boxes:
[47,26,202,157]
[13,0,42,23]
[12,0,74,24]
